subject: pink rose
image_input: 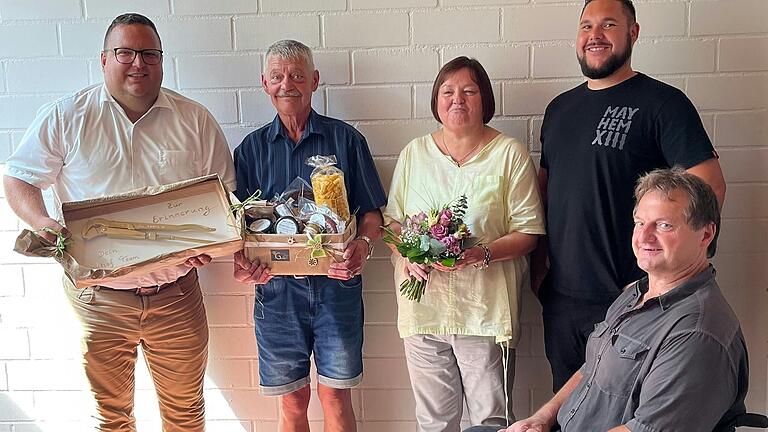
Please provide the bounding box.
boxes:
[440,236,461,255]
[430,223,448,239]
[439,212,452,227]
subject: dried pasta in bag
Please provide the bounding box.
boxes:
[306,155,350,221]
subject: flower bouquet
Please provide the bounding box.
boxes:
[383,195,471,302]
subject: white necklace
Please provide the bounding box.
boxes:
[442,131,482,166]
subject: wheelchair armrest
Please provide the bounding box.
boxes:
[735,413,768,428]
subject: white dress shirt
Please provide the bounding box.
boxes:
[5,83,236,288]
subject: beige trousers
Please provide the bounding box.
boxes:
[403,334,515,432]
[64,270,208,432]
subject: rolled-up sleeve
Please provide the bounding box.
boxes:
[505,143,545,235]
[627,331,739,432]
[4,101,64,189]
[200,111,236,192]
[382,142,412,226]
[348,133,387,216]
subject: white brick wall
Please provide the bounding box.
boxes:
[353,50,439,84]
[0,0,81,20]
[504,5,580,41]
[413,9,500,44]
[324,13,409,48]
[632,2,686,37]
[6,59,89,93]
[0,1,766,430]
[0,25,58,58]
[172,0,258,16]
[235,15,321,50]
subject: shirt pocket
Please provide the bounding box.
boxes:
[594,332,650,397]
[470,175,503,209]
[465,175,504,236]
[154,150,198,184]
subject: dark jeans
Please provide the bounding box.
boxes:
[463,427,502,432]
[462,426,561,432]
[541,293,613,391]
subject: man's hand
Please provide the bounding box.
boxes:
[184,254,212,268]
[34,217,69,244]
[233,250,272,284]
[328,239,367,280]
[501,414,554,432]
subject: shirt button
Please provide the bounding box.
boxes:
[570,409,576,414]
[632,292,637,297]
[586,382,591,389]
[620,348,627,354]
[626,304,632,308]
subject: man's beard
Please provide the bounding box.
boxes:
[578,34,633,80]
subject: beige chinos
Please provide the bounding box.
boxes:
[404,334,515,432]
[64,270,208,432]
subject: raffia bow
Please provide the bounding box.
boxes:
[229,190,262,213]
[38,227,70,258]
[306,233,332,259]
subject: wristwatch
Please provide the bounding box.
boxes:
[356,235,375,260]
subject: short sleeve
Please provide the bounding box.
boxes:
[233,137,254,202]
[4,101,64,189]
[200,110,236,192]
[347,132,387,216]
[539,103,553,170]
[656,91,717,169]
[627,331,740,432]
[505,143,546,234]
[382,141,415,226]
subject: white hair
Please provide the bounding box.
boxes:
[264,39,315,72]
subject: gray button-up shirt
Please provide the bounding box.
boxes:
[558,266,748,431]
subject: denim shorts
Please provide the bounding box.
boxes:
[254,275,364,396]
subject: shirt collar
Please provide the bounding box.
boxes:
[636,265,717,311]
[267,109,325,144]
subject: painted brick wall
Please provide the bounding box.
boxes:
[0,0,766,431]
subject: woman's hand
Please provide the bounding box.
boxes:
[404,260,430,281]
[432,246,486,272]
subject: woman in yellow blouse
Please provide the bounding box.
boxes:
[383,57,545,432]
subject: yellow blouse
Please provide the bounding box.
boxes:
[383,133,545,344]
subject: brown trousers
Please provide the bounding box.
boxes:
[64,270,208,431]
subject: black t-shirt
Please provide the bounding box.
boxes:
[540,73,716,303]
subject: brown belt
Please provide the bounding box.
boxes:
[99,269,197,296]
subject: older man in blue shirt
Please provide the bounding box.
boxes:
[232,39,386,432]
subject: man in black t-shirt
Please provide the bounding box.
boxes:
[532,0,727,391]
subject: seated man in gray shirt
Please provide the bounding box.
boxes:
[500,167,749,432]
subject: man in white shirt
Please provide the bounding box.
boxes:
[3,13,235,431]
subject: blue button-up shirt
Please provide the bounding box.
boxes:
[233,109,386,218]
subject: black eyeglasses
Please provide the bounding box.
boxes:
[107,48,163,65]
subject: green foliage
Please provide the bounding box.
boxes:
[451,194,468,220]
